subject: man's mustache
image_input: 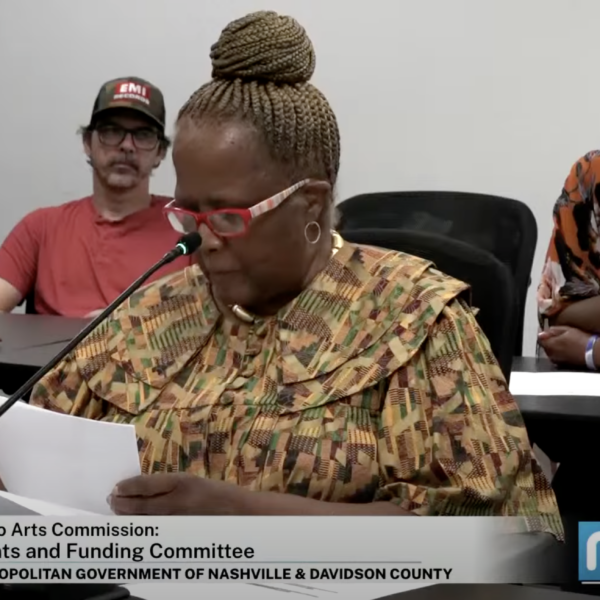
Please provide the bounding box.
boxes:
[110,157,138,170]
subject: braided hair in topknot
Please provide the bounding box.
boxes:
[178,11,340,186]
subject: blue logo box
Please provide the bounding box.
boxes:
[579,522,600,581]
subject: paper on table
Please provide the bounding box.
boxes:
[509,370,600,397]
[0,490,99,516]
[0,397,141,514]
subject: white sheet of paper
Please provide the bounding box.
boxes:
[0,490,99,516]
[509,370,600,397]
[0,397,141,514]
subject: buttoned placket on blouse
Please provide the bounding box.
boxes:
[220,319,269,395]
[212,316,274,485]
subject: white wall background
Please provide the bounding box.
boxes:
[0,0,597,354]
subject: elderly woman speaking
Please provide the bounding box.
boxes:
[30,11,561,534]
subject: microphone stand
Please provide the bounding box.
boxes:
[0,232,200,600]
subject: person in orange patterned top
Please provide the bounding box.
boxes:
[538,150,600,369]
[19,11,561,536]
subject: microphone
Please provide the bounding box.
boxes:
[0,231,201,419]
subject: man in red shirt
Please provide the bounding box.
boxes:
[0,77,192,318]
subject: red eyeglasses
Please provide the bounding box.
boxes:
[164,179,310,238]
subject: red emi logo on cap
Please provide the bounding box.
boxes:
[112,81,151,106]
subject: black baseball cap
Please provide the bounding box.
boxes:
[89,76,166,130]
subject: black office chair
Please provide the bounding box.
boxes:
[342,228,518,382]
[24,290,37,314]
[337,191,537,357]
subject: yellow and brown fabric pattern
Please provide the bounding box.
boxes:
[31,239,563,537]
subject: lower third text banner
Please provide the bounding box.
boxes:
[0,516,557,584]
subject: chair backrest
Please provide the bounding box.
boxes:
[341,228,518,382]
[23,290,37,315]
[337,191,537,357]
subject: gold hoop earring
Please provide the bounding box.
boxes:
[304,221,321,244]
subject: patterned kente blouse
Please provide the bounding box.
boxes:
[30,239,562,537]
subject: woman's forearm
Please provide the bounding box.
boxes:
[554,296,600,332]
